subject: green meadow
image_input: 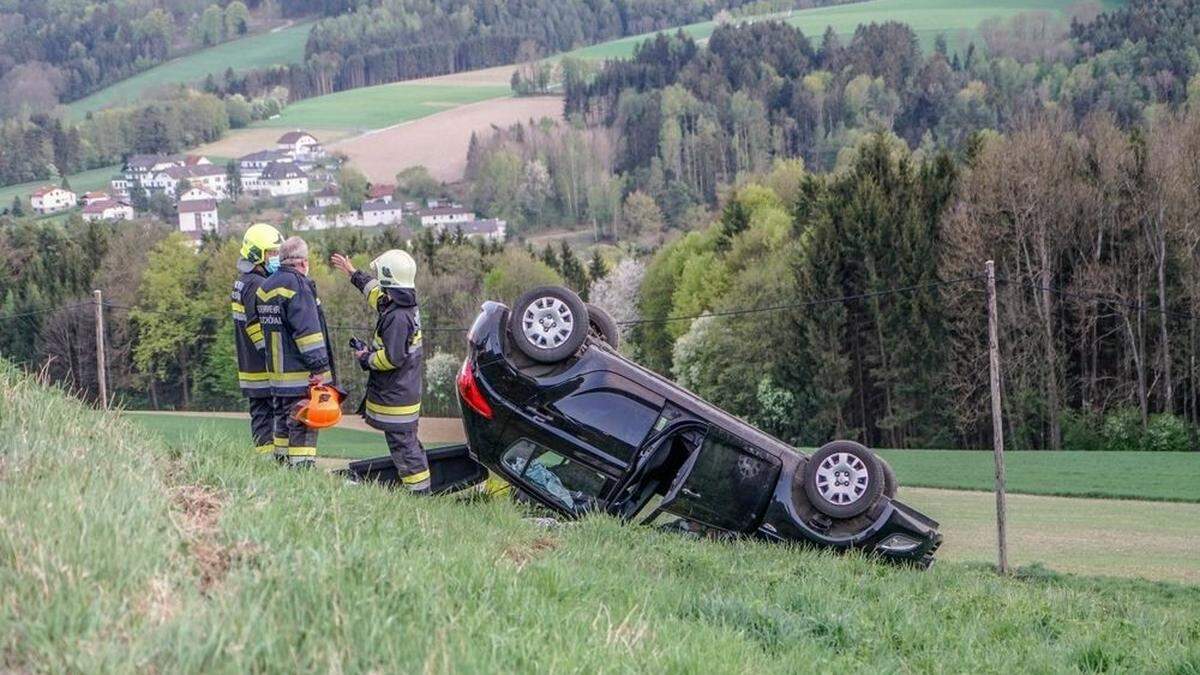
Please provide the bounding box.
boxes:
[570,0,1125,60]
[67,22,313,119]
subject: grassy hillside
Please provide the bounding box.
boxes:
[66,22,313,120]
[0,165,117,209]
[571,0,1125,59]
[3,362,1198,670]
[250,83,511,132]
[2,363,1199,670]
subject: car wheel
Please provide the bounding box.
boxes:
[508,286,590,363]
[879,456,898,499]
[803,441,884,519]
[585,303,620,349]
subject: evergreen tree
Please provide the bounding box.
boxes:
[559,241,588,297]
[587,249,607,283]
[11,196,23,217]
[540,243,559,272]
[225,160,242,200]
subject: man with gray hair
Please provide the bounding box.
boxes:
[256,235,336,467]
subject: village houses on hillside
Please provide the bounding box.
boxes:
[27,129,502,241]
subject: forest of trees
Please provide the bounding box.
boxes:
[621,109,1200,453]
[0,90,241,187]
[0,217,607,414]
[561,0,1200,219]
[0,0,275,115]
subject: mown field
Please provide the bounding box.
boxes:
[250,83,511,132]
[3,364,1198,671]
[66,22,313,119]
[570,0,1125,60]
[876,449,1200,503]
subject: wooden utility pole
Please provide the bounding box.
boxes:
[985,261,1009,574]
[93,289,108,410]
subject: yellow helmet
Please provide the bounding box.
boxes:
[371,249,417,289]
[240,223,284,265]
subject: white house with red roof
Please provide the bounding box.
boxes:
[80,191,110,206]
[366,183,395,204]
[178,187,219,203]
[277,131,324,159]
[30,186,77,214]
[178,199,219,239]
[81,199,134,222]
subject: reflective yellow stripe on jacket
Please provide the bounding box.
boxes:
[256,286,296,302]
[364,400,421,425]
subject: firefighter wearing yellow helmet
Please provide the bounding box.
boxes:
[331,249,428,492]
[231,223,284,457]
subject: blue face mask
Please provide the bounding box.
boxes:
[265,255,281,274]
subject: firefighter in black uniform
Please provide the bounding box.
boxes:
[331,249,428,492]
[231,223,284,456]
[257,236,336,468]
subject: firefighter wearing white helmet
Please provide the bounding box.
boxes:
[231,223,284,457]
[331,249,428,492]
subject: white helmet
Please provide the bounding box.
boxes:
[371,249,416,289]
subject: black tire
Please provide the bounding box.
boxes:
[508,286,590,364]
[585,303,620,349]
[879,456,898,499]
[803,441,885,519]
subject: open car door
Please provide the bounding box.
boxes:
[644,426,782,534]
[341,443,489,494]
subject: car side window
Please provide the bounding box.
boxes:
[551,386,661,451]
[501,439,609,514]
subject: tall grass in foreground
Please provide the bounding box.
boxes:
[1,362,1198,673]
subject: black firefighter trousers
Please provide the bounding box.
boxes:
[386,423,429,492]
[273,395,319,460]
[248,396,275,455]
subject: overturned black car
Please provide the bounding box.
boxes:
[449,286,943,567]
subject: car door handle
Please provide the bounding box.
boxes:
[681,487,701,499]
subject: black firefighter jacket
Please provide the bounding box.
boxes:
[351,271,423,430]
[257,265,334,398]
[230,260,271,398]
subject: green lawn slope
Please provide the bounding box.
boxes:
[2,362,1198,671]
[249,83,511,132]
[571,0,1126,59]
[0,165,117,209]
[66,22,313,120]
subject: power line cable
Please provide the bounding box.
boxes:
[0,302,91,322]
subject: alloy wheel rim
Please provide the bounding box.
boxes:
[522,297,574,349]
[815,452,870,505]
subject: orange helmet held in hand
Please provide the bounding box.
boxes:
[292,385,343,429]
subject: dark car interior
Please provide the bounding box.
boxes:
[610,425,706,521]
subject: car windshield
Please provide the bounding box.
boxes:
[502,439,608,514]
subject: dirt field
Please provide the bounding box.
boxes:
[330,95,564,183]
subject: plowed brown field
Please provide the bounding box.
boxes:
[329,95,563,183]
